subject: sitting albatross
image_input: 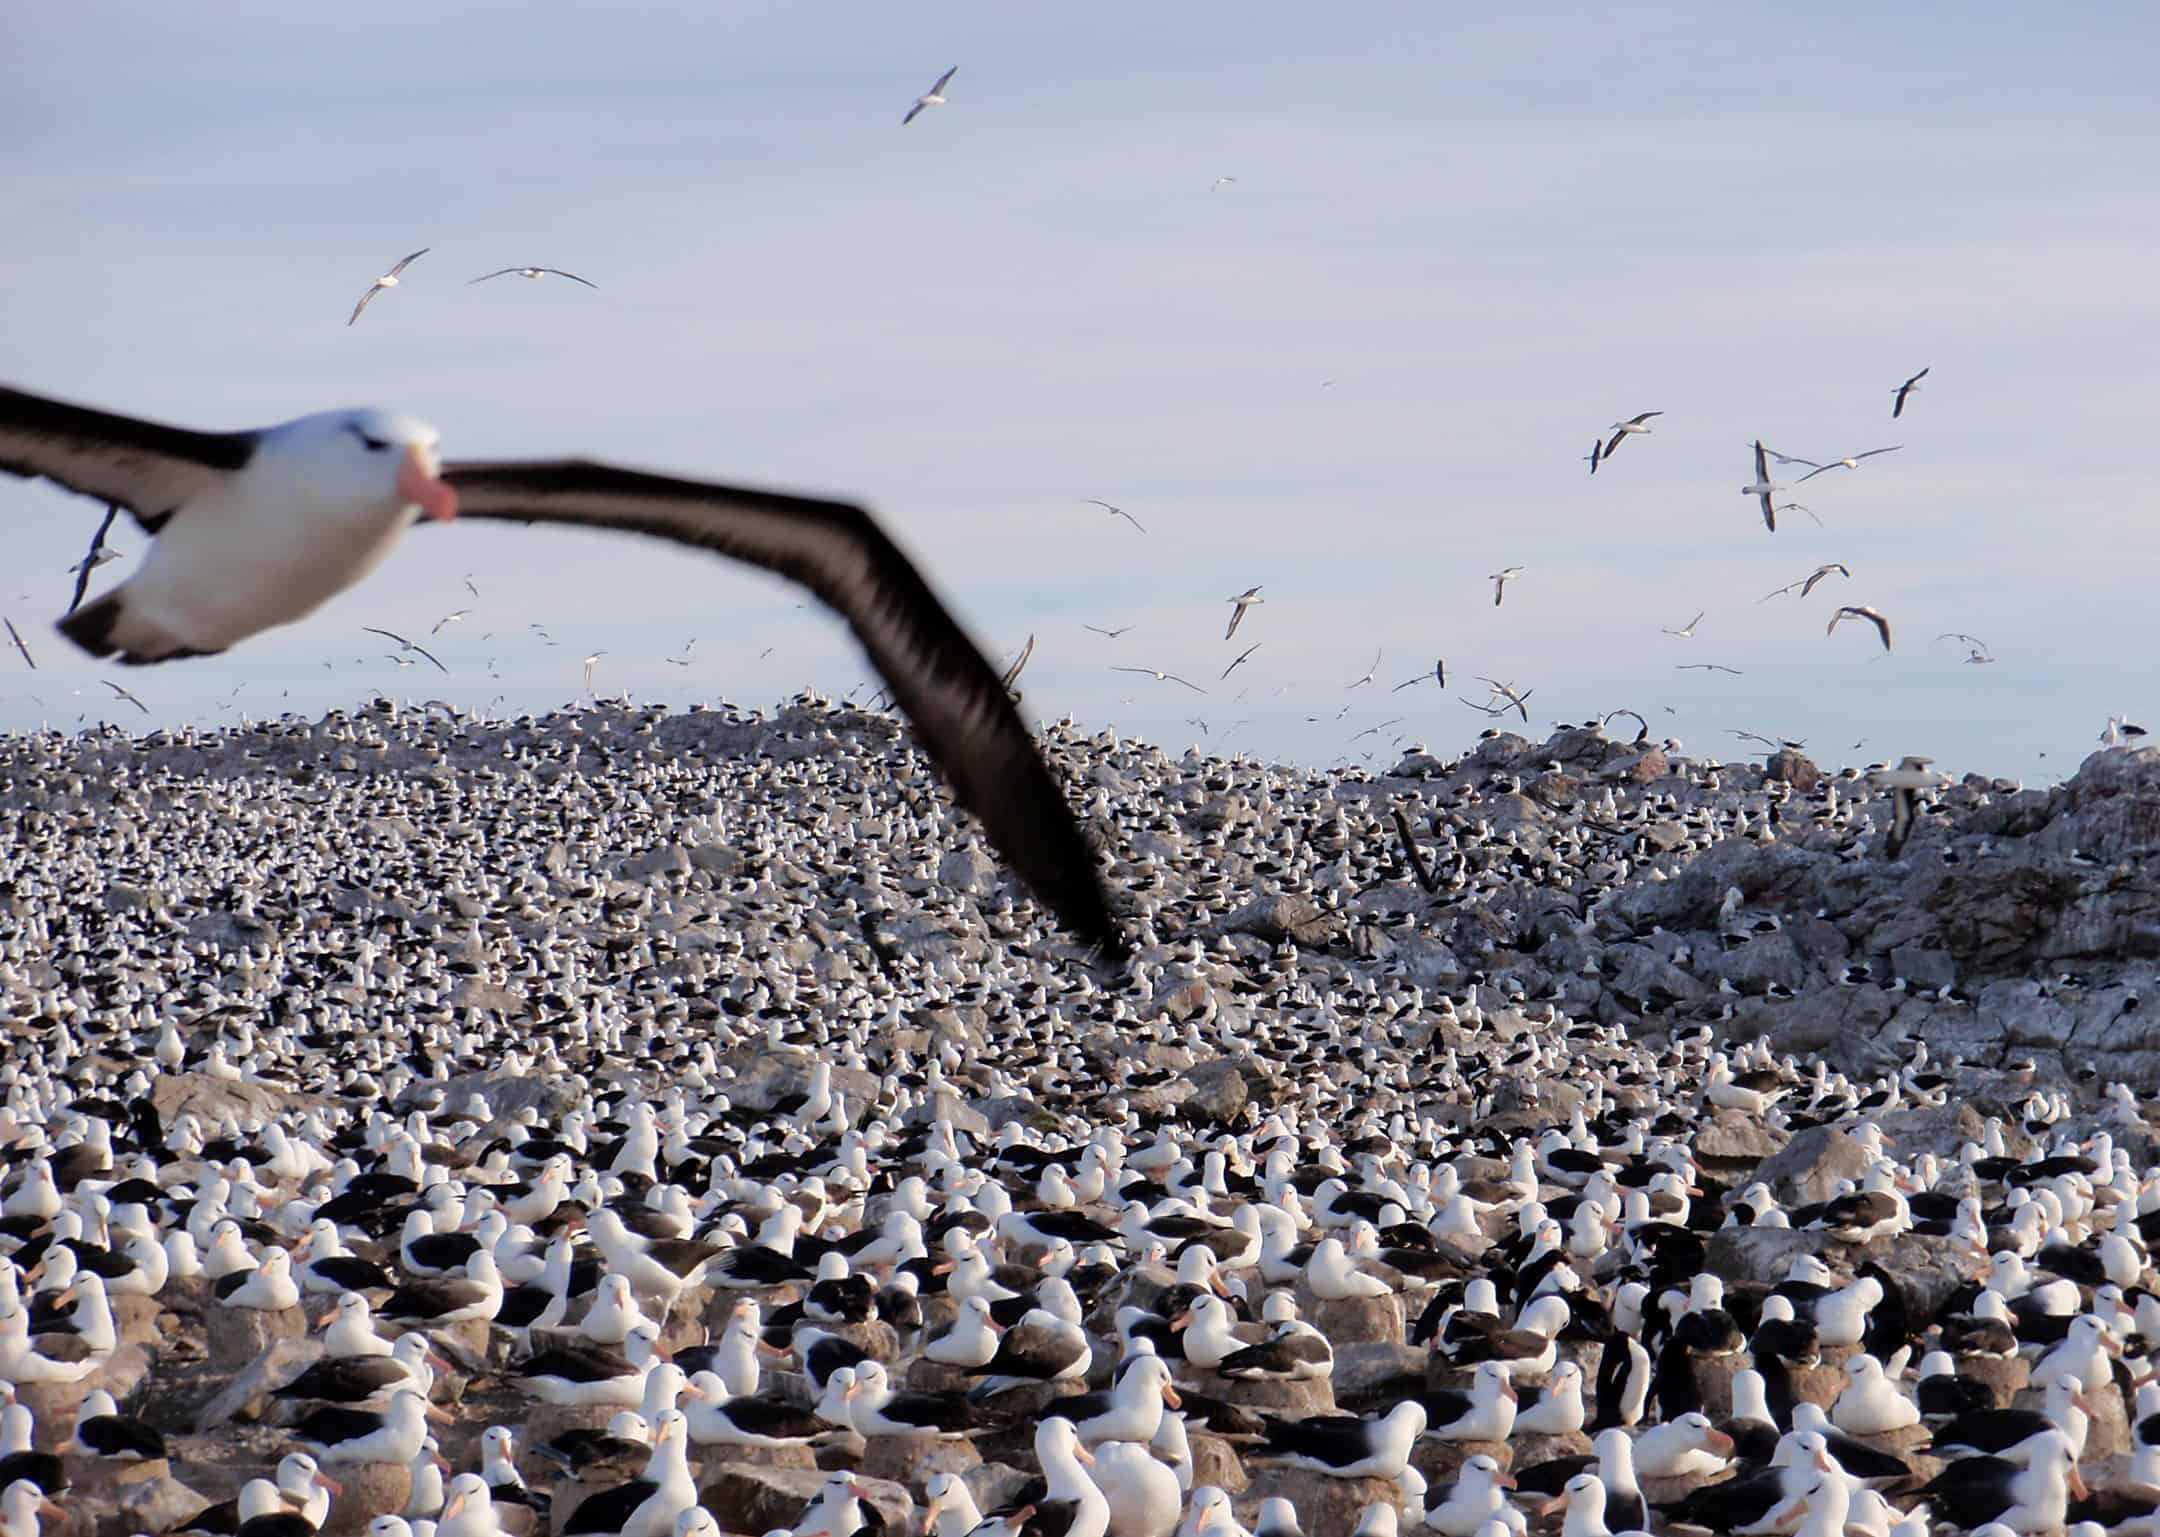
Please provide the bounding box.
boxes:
[0,383,1124,955]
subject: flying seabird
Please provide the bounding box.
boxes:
[1084,624,1133,639]
[66,504,123,614]
[1797,446,1902,483]
[1827,605,1893,652]
[998,635,1033,697]
[1662,612,1704,638]
[1474,677,1533,723]
[1220,644,1259,681]
[1489,567,1523,607]
[101,681,148,716]
[1743,442,1784,532]
[1759,563,1850,601]
[362,628,449,674]
[4,619,33,671]
[0,382,1127,955]
[1210,176,1237,191]
[469,267,598,289]
[903,67,958,126]
[1893,366,1929,419]
[430,609,471,635]
[1224,587,1263,639]
[1112,666,1206,695]
[1393,658,1444,691]
[1675,663,1743,675]
[1345,649,1380,689]
[348,249,429,327]
[1602,411,1662,459]
[1083,500,1145,533]
[1584,439,1603,475]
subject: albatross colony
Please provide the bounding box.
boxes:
[0,699,2158,1537]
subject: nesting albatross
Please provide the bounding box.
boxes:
[0,383,1125,955]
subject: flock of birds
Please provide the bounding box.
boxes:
[0,687,2150,1537]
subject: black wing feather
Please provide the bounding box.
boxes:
[443,460,1124,956]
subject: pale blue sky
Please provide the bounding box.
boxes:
[5,2,2154,780]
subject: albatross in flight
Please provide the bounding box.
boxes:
[348,249,429,327]
[1827,604,1893,652]
[1743,442,1784,532]
[1795,446,1902,483]
[1224,586,1263,640]
[0,382,1126,956]
[469,267,599,289]
[1892,367,1929,419]
[1488,567,1524,607]
[903,67,958,126]
[1760,563,1852,602]
[1602,411,1662,459]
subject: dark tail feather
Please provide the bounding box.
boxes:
[57,592,123,657]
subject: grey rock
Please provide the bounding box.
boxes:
[1748,1124,1875,1203]
[699,1464,913,1536]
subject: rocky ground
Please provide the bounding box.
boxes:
[1,699,2155,1537]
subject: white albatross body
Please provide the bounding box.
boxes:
[58,409,452,662]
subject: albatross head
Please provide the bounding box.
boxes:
[276,408,457,525]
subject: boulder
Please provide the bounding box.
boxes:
[858,1435,980,1493]
[1238,1469,1400,1537]
[206,1302,306,1375]
[1188,1431,1249,1494]
[699,1463,913,1536]
[194,1336,324,1430]
[1750,1125,1876,1204]
[1291,1286,1403,1349]
[60,1459,203,1537]
[1177,1364,1333,1416]
[316,1460,411,1537]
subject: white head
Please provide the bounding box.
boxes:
[266,409,456,526]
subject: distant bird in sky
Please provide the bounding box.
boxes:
[1796,446,1902,483]
[1221,643,1260,680]
[348,248,428,326]
[1938,632,1995,665]
[998,634,1034,696]
[1761,563,1851,601]
[1583,439,1603,475]
[102,679,148,715]
[1602,708,1650,742]
[665,638,697,666]
[1112,665,1206,694]
[1224,586,1263,640]
[1476,676,1533,722]
[1488,567,1524,607]
[66,503,124,614]
[582,652,606,690]
[1676,663,1744,675]
[1743,441,1785,532]
[903,66,958,126]
[1663,612,1705,638]
[1084,624,1133,639]
[1083,499,1145,533]
[1892,366,1930,419]
[430,609,471,636]
[4,618,34,671]
[1828,604,1893,652]
[1210,176,1237,191]
[1602,411,1663,458]
[469,266,598,289]
[363,626,448,673]
[1394,658,1445,691]
[1345,649,1380,689]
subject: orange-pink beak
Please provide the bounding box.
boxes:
[398,445,458,524]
